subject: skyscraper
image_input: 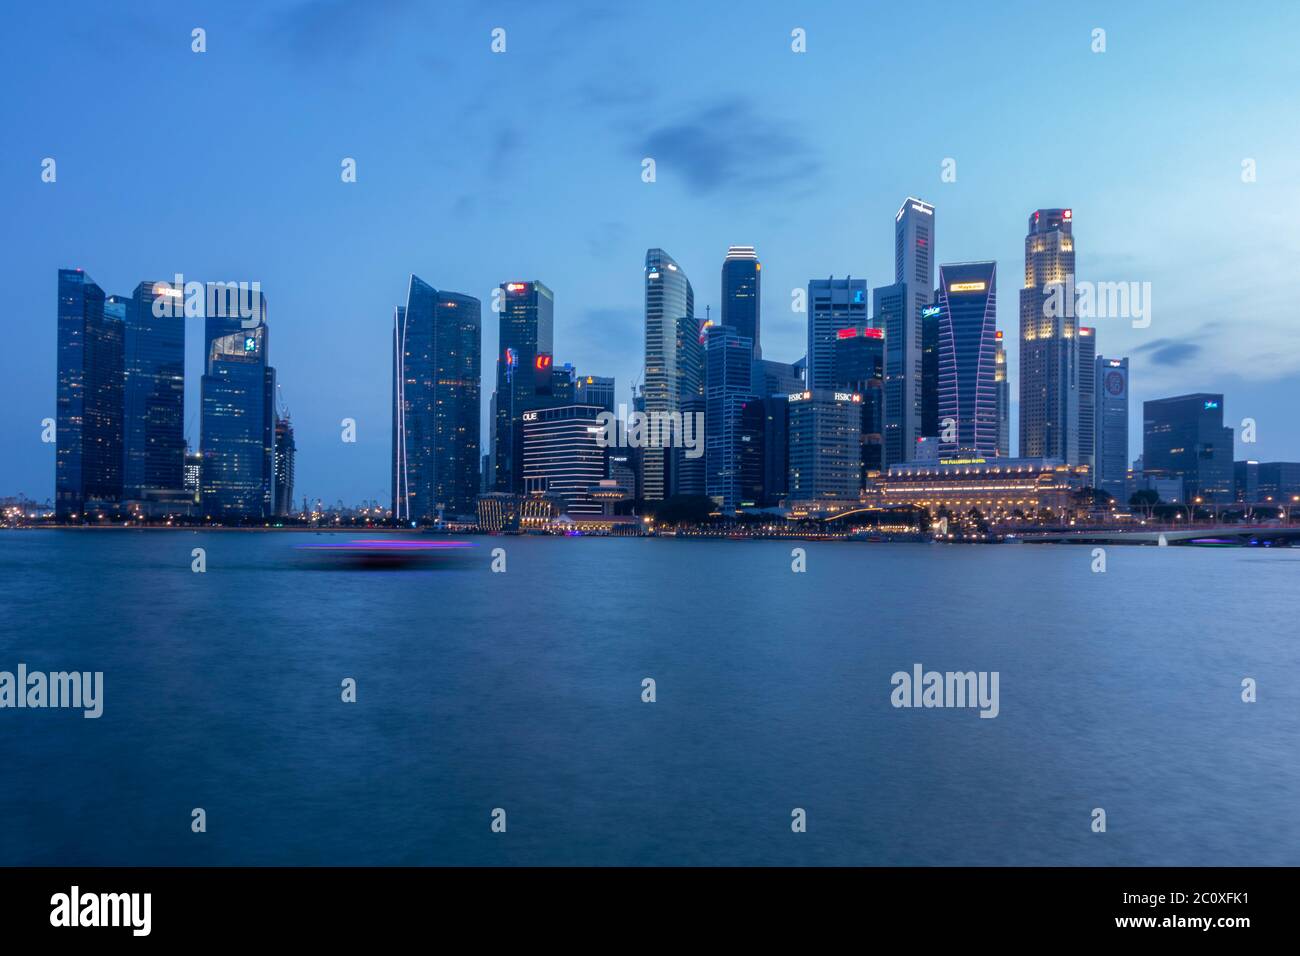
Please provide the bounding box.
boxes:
[575,375,615,413]
[994,331,1010,458]
[1094,356,1129,500]
[935,261,999,458]
[392,275,482,521]
[1077,326,1096,475]
[56,269,123,519]
[200,290,274,520]
[643,249,694,501]
[721,245,761,359]
[674,314,706,497]
[1143,393,1234,502]
[704,323,755,512]
[832,327,886,478]
[787,389,863,504]
[273,412,296,517]
[1019,208,1079,462]
[521,404,607,516]
[493,280,554,493]
[921,302,941,440]
[878,197,934,466]
[807,277,868,391]
[123,281,186,500]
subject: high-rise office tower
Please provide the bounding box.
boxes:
[786,389,863,504]
[935,261,999,458]
[521,404,607,516]
[184,448,202,503]
[1077,326,1096,474]
[56,269,124,519]
[200,289,274,519]
[273,411,296,516]
[575,375,616,414]
[392,275,482,521]
[1019,208,1079,462]
[704,323,755,513]
[1094,356,1129,500]
[756,358,803,397]
[643,249,694,501]
[877,197,934,466]
[994,331,1010,457]
[807,277,868,391]
[721,245,761,359]
[921,301,941,439]
[674,314,707,497]
[493,280,554,493]
[758,395,790,506]
[833,327,886,478]
[122,281,186,500]
[1143,393,1234,502]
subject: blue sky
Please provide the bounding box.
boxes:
[3,0,1299,504]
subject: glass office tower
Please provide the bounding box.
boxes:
[643,249,695,501]
[721,245,761,359]
[935,261,999,458]
[123,281,186,499]
[392,275,482,521]
[704,323,755,513]
[1143,393,1234,502]
[493,280,553,494]
[878,197,935,466]
[200,291,274,520]
[807,277,868,392]
[1019,208,1080,462]
[56,268,124,519]
[1094,355,1129,499]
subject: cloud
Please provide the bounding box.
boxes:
[1135,338,1201,367]
[633,98,821,197]
[276,0,415,61]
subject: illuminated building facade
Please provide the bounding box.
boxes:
[56,269,124,519]
[1019,208,1079,463]
[575,375,615,413]
[878,196,934,466]
[833,327,886,478]
[880,457,1092,516]
[721,245,761,359]
[1142,393,1234,502]
[1094,355,1128,499]
[200,291,275,519]
[787,389,863,504]
[494,280,554,493]
[643,249,694,500]
[1077,326,1096,474]
[392,275,482,521]
[123,281,186,500]
[521,404,607,516]
[935,261,998,458]
[704,323,755,512]
[995,331,1010,457]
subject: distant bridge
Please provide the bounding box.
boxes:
[1018,525,1300,546]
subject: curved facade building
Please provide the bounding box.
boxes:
[643,248,695,501]
[936,261,998,458]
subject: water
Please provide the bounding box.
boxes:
[1,530,1296,866]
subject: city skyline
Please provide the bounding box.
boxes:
[5,2,1300,505]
